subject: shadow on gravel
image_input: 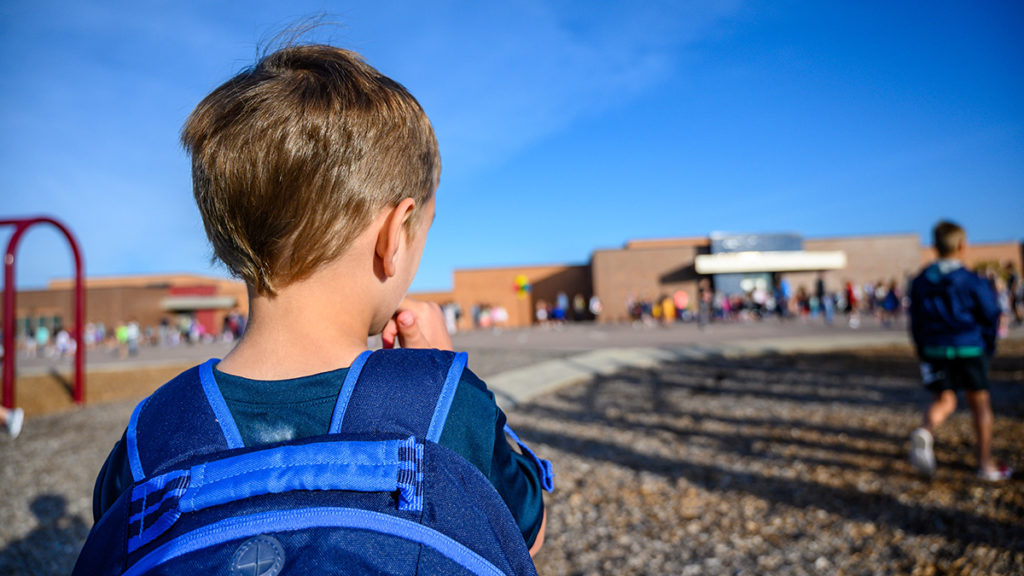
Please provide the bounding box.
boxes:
[646,354,924,409]
[48,368,75,398]
[0,495,88,576]
[514,349,1024,554]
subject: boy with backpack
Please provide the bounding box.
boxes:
[78,44,550,574]
[908,220,1009,481]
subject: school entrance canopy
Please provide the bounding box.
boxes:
[694,250,847,274]
[160,295,238,312]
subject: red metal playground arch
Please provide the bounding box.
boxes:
[1,217,85,408]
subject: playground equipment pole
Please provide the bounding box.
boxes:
[1,217,85,408]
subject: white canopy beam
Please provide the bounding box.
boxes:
[695,251,847,274]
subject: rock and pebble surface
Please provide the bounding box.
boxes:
[1,341,1021,575]
[523,341,1024,575]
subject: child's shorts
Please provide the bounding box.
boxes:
[920,356,990,393]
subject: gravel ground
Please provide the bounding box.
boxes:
[0,346,577,575]
[1,340,1021,575]
[522,341,1024,576]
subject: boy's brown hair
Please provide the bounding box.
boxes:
[182,44,440,296]
[932,220,965,258]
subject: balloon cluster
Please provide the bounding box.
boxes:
[514,275,531,299]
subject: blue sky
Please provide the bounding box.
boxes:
[1,1,1022,292]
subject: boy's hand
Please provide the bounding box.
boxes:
[382,299,453,351]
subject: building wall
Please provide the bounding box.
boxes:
[49,274,249,317]
[7,286,167,334]
[919,241,1023,274]
[624,237,711,250]
[2,275,247,339]
[408,291,455,306]
[593,234,924,319]
[447,264,591,330]
[788,234,922,293]
[592,244,706,323]
[12,235,1014,337]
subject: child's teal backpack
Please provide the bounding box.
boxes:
[73,349,553,575]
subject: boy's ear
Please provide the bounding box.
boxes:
[375,198,417,278]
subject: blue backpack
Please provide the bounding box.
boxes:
[74,349,553,575]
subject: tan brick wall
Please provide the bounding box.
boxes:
[800,234,922,291]
[7,286,168,334]
[919,241,1023,274]
[624,237,710,250]
[448,264,591,330]
[592,245,704,323]
[408,291,455,305]
[3,276,249,338]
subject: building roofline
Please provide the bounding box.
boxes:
[803,231,919,242]
[453,262,588,274]
[48,273,244,290]
[623,236,710,249]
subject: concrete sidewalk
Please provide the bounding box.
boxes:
[486,329,916,411]
[14,319,1020,414]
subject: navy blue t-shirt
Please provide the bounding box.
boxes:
[92,363,545,547]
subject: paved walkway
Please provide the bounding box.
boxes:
[483,323,917,410]
[14,317,1018,413]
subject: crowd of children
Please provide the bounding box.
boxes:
[619,263,1022,333]
[534,293,603,326]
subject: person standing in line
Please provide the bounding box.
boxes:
[908,221,1010,481]
[1006,262,1021,325]
[588,294,603,321]
[697,279,712,330]
[815,272,834,325]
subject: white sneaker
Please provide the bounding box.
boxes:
[977,464,1012,482]
[6,407,23,439]
[909,427,935,476]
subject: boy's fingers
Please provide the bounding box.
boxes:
[397,310,415,328]
[394,311,431,348]
[388,301,452,351]
[381,319,398,349]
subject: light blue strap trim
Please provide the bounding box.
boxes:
[178,438,415,513]
[129,470,189,524]
[124,508,507,576]
[128,471,191,553]
[129,489,181,532]
[426,351,468,443]
[126,397,148,482]
[395,437,423,512]
[504,424,555,493]
[197,359,244,449]
[329,350,373,433]
[128,508,182,554]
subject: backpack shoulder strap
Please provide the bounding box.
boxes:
[126,359,242,481]
[329,349,467,442]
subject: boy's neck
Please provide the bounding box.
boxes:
[215,204,421,380]
[217,267,380,380]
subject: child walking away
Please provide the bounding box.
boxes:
[908,221,1010,482]
[75,43,551,575]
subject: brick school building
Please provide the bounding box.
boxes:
[4,233,1020,336]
